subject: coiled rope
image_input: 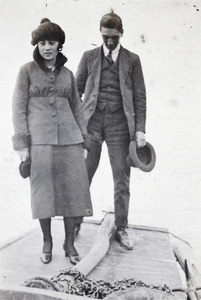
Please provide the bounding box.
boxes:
[24,268,175,299]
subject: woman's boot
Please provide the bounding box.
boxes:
[39,218,53,264]
[63,217,80,265]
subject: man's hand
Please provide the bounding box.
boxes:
[17,148,29,162]
[135,131,146,148]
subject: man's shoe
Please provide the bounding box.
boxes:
[115,228,133,250]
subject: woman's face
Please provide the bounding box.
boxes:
[38,40,59,62]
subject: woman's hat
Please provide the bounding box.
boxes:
[127,141,156,172]
[31,18,65,46]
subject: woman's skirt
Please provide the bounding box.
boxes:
[29,144,92,219]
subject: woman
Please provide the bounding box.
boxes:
[12,18,92,265]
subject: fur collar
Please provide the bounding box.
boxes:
[33,46,68,70]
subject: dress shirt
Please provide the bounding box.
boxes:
[103,43,121,62]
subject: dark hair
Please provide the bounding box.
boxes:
[100,9,123,33]
[31,18,65,46]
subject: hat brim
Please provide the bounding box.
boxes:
[127,141,156,172]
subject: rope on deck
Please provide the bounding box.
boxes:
[24,268,176,299]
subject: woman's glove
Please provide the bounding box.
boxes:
[135,131,146,148]
[83,149,88,159]
[17,148,29,161]
[82,134,91,151]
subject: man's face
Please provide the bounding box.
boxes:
[100,27,123,51]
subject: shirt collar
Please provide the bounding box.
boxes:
[103,43,121,59]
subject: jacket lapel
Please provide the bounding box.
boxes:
[90,47,102,89]
[119,46,132,90]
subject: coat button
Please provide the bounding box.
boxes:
[49,87,54,92]
[51,113,56,117]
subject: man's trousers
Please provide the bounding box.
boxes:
[86,106,131,227]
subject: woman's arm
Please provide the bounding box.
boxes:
[12,64,31,151]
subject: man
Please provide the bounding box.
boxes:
[75,11,146,250]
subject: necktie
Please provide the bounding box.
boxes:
[106,50,113,64]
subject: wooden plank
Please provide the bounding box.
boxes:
[89,227,181,289]
[55,212,115,291]
[72,212,115,276]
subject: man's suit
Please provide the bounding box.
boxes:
[76,45,147,227]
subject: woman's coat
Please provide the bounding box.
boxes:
[12,52,92,219]
[12,54,89,151]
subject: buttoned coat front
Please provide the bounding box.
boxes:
[12,53,92,219]
[75,46,147,140]
[12,58,88,150]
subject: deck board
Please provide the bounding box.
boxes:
[89,226,181,288]
[0,219,185,297]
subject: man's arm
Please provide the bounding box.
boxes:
[69,71,91,150]
[132,55,146,134]
[132,55,147,147]
[75,51,89,98]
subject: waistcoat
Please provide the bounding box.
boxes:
[97,54,123,113]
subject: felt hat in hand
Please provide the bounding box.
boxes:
[127,141,156,172]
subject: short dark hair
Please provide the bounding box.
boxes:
[100,10,123,33]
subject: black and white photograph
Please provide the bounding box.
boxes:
[0,0,201,299]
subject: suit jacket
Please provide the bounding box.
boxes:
[75,45,147,140]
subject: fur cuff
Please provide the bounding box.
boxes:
[12,133,31,150]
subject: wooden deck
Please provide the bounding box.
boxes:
[0,219,187,299]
